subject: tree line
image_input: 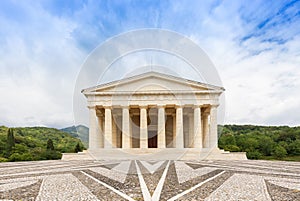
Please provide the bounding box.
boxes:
[0,126,84,162]
[218,125,300,160]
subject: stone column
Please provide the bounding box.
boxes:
[203,112,209,148]
[140,106,148,148]
[104,107,112,148]
[175,106,184,148]
[129,114,133,147]
[88,106,98,149]
[122,106,131,148]
[185,114,194,148]
[209,105,218,148]
[97,114,104,148]
[194,106,202,148]
[112,117,117,148]
[157,105,166,148]
[172,114,176,148]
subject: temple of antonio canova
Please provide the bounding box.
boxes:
[63,72,247,160]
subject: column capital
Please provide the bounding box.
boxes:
[210,104,219,108]
[157,104,166,108]
[87,105,96,110]
[139,105,148,109]
[193,105,202,109]
[175,105,183,109]
[121,105,130,109]
[103,106,112,109]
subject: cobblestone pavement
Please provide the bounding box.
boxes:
[0,160,299,200]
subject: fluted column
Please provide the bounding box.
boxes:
[97,114,104,148]
[188,114,193,148]
[209,105,218,148]
[175,106,184,148]
[194,106,202,148]
[140,106,148,148]
[104,107,112,148]
[157,105,166,148]
[172,114,176,148]
[112,117,117,148]
[88,106,98,149]
[122,106,131,148]
[203,112,209,148]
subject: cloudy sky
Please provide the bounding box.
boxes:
[0,0,299,128]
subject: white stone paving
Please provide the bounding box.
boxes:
[0,180,38,192]
[175,161,217,183]
[0,160,299,200]
[135,160,170,201]
[88,161,131,183]
[265,177,300,191]
[111,161,131,174]
[35,173,99,201]
[81,171,135,201]
[191,161,300,177]
[140,161,165,174]
[205,173,272,201]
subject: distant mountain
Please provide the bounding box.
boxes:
[61,125,89,148]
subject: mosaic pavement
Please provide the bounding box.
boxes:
[0,160,299,200]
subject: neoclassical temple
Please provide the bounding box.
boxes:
[77,72,247,160]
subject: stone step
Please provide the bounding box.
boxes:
[62,148,247,161]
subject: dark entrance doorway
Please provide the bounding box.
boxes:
[148,131,157,148]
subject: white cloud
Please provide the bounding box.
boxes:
[0,2,85,128]
[0,1,299,128]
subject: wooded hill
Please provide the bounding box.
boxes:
[0,124,299,162]
[218,125,300,161]
[0,126,84,162]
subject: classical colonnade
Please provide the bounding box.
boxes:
[88,104,218,150]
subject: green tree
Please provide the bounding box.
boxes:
[258,136,275,156]
[287,140,300,155]
[6,128,15,157]
[273,145,287,159]
[74,142,82,153]
[236,136,259,152]
[46,139,54,150]
[218,133,236,149]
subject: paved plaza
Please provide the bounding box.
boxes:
[0,159,299,200]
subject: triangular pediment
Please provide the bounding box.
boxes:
[82,72,224,95]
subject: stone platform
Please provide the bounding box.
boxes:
[62,148,247,161]
[0,159,299,200]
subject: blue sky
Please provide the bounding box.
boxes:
[0,0,299,128]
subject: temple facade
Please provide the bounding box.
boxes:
[77,72,247,160]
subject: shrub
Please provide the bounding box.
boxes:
[273,145,287,159]
[246,151,262,159]
[9,153,33,162]
[74,142,83,153]
[0,157,8,162]
[224,145,240,152]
